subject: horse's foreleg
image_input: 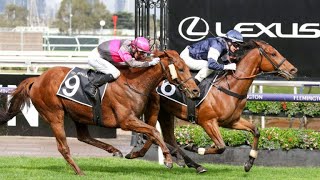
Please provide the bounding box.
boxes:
[74,122,123,157]
[231,117,260,172]
[186,120,226,155]
[120,116,173,169]
[158,109,207,173]
[125,91,160,159]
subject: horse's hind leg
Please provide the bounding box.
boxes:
[74,122,123,157]
[49,117,84,175]
[231,117,260,172]
[42,111,84,175]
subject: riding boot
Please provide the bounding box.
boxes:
[84,73,115,99]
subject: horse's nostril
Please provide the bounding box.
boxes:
[193,89,200,96]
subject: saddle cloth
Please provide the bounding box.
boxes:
[156,72,218,107]
[56,67,107,107]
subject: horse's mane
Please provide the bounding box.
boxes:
[233,39,267,62]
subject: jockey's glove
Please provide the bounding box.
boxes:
[149,57,160,66]
[223,63,236,70]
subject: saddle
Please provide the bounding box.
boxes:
[57,67,108,126]
[156,71,222,123]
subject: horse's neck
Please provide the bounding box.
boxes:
[228,49,261,95]
[121,65,163,96]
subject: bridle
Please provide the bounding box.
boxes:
[231,45,287,80]
[159,51,194,93]
[214,42,288,100]
[125,51,193,96]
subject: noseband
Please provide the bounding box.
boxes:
[159,56,193,92]
[258,47,287,72]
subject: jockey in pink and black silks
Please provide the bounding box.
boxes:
[85,37,160,99]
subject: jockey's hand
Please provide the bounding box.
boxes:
[149,57,160,66]
[223,63,236,70]
[229,56,237,60]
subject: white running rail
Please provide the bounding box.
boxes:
[0,51,90,73]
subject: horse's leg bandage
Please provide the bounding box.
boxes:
[197,148,206,155]
[249,149,258,159]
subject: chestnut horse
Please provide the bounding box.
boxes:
[0,50,200,175]
[126,40,298,172]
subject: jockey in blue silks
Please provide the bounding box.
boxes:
[180,29,244,84]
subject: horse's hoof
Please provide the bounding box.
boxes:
[244,161,253,172]
[125,153,135,159]
[113,151,123,158]
[176,160,186,168]
[125,153,132,159]
[76,171,85,176]
[196,166,207,173]
[164,162,173,169]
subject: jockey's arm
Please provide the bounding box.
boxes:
[207,47,224,70]
[125,58,150,67]
[118,47,150,67]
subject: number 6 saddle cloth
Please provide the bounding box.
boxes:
[56,67,107,107]
[156,72,217,107]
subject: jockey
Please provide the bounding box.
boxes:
[180,29,243,84]
[85,37,160,98]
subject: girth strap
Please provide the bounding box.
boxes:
[186,98,197,123]
[216,86,247,100]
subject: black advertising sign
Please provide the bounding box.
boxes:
[167,0,320,80]
[0,74,116,138]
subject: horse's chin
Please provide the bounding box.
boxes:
[279,71,295,80]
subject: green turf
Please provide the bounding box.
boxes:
[0,157,319,180]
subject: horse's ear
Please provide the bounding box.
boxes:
[251,39,262,47]
[154,49,166,58]
[153,48,160,55]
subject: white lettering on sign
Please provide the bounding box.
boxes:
[5,85,39,127]
[247,94,263,100]
[178,16,320,41]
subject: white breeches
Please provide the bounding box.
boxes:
[180,46,214,82]
[87,48,121,78]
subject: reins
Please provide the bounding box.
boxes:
[159,51,194,93]
[215,42,288,99]
[232,46,287,80]
[124,51,193,97]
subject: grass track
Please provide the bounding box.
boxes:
[0,157,319,180]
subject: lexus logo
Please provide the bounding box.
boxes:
[178,16,209,41]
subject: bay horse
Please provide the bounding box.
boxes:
[126,40,298,173]
[0,49,200,175]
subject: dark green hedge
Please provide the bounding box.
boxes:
[244,101,320,117]
[175,125,320,150]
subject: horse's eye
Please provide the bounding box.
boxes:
[179,69,184,73]
[271,53,276,57]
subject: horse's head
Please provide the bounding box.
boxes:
[236,40,297,80]
[154,49,200,99]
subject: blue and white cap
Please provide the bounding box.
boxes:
[225,30,243,43]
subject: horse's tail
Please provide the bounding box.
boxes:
[0,77,36,125]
